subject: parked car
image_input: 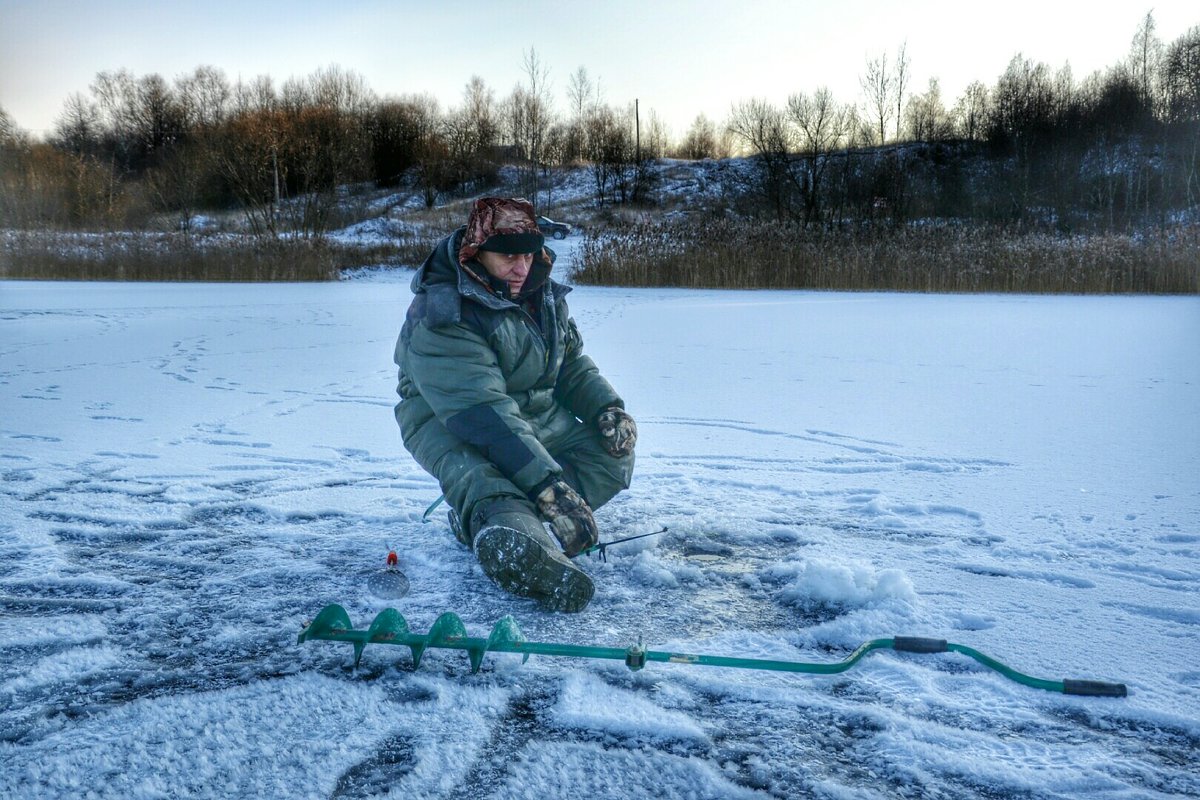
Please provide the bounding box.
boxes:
[536,215,572,239]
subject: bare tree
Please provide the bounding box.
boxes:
[894,41,910,140]
[642,107,669,160]
[1162,25,1200,207]
[152,66,231,232]
[279,75,310,115]
[215,114,284,234]
[137,74,184,154]
[583,103,636,205]
[90,70,136,125]
[462,75,498,156]
[504,48,555,207]
[906,78,952,141]
[952,81,990,140]
[53,93,101,156]
[861,51,893,145]
[565,66,594,162]
[176,66,230,131]
[371,94,445,203]
[789,88,846,154]
[233,75,277,116]
[308,65,374,116]
[787,87,849,225]
[542,120,573,169]
[567,66,593,121]
[0,104,15,143]
[401,94,447,208]
[439,76,499,189]
[89,70,186,171]
[89,69,140,169]
[989,54,1055,147]
[728,98,792,157]
[287,67,373,233]
[1129,11,1164,113]
[728,98,796,219]
[0,104,26,226]
[1162,24,1200,123]
[678,113,718,159]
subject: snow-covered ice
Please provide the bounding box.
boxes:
[1,270,1197,799]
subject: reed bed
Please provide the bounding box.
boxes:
[571,220,1200,294]
[0,231,430,282]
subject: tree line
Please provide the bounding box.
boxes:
[0,15,1197,240]
[725,15,1199,232]
[0,50,667,234]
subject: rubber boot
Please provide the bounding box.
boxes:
[472,499,595,613]
[447,508,470,547]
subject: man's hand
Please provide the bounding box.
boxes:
[597,407,637,458]
[536,481,599,557]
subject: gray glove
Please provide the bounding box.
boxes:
[597,407,637,457]
[536,480,599,557]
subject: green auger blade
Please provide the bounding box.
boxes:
[487,615,530,667]
[297,603,361,662]
[364,608,411,668]
[297,605,1127,697]
[425,612,470,670]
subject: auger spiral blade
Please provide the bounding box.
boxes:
[298,605,533,674]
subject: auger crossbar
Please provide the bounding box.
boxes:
[297,604,1127,697]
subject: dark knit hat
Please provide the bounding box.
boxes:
[458,197,545,264]
[477,231,544,254]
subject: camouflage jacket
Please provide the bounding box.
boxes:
[393,228,622,497]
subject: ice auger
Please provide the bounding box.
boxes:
[297,604,1127,697]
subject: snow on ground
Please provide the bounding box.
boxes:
[0,263,1197,799]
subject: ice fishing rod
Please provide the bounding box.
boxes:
[577,527,668,561]
[297,605,1127,697]
[422,495,446,521]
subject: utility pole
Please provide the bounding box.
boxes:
[635,98,641,163]
[272,146,281,232]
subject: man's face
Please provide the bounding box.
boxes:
[476,250,535,296]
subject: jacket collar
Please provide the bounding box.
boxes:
[412,228,570,309]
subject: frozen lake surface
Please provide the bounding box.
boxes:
[1,276,1197,798]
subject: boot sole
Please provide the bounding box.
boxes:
[475,525,595,613]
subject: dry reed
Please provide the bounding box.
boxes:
[571,220,1200,294]
[0,231,429,283]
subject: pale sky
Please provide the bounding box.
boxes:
[1,0,1196,140]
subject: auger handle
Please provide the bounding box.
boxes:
[1063,679,1128,697]
[892,637,948,654]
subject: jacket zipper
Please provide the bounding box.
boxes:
[515,298,554,376]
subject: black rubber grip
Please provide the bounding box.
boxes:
[1063,679,1128,697]
[892,637,948,654]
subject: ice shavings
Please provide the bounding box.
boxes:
[626,550,705,588]
[763,557,917,613]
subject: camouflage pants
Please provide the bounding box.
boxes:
[429,419,634,545]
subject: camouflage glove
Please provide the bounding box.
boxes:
[535,480,599,557]
[597,407,637,458]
